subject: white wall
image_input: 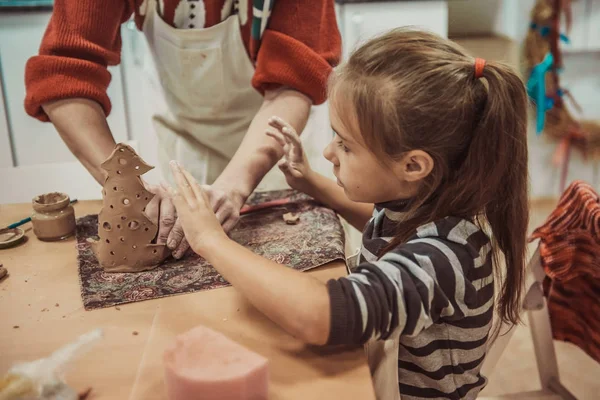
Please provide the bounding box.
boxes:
[448,0,532,41]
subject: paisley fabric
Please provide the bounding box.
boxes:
[76,190,345,310]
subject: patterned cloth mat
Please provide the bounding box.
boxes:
[76,190,345,310]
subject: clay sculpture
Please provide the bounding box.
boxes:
[89,143,170,272]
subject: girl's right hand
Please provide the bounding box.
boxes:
[266,116,315,194]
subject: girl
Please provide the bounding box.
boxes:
[164,28,529,400]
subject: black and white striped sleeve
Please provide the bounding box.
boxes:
[326,237,494,346]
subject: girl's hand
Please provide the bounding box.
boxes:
[266,116,315,194]
[164,161,229,255]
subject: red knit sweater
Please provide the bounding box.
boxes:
[24,0,341,121]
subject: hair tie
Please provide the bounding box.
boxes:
[474,58,486,79]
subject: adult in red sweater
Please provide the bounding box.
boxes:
[25,0,341,258]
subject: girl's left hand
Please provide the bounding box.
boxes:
[163,161,229,254]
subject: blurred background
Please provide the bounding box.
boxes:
[0,0,598,205]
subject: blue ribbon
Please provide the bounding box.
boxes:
[526,52,555,135]
[530,23,570,43]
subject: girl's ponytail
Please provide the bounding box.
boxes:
[468,61,530,325]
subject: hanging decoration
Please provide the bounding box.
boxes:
[524,0,600,193]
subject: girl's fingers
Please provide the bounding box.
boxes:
[290,168,303,179]
[160,181,170,193]
[278,160,292,174]
[279,126,301,146]
[280,127,302,152]
[279,160,302,178]
[268,116,296,135]
[165,185,184,210]
[179,167,206,205]
[265,129,286,148]
[169,161,195,206]
[268,116,286,131]
[277,127,302,161]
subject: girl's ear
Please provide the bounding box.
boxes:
[394,150,434,182]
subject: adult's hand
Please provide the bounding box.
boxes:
[200,183,246,233]
[205,89,312,233]
[144,182,190,259]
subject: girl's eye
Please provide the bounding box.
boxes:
[337,141,349,153]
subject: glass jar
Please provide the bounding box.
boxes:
[31,192,76,241]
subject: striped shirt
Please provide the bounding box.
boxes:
[327,201,494,399]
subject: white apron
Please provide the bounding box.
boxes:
[141,0,332,190]
[347,251,401,400]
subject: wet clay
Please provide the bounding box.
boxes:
[89,143,169,273]
[31,192,76,241]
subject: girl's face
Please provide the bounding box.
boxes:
[324,100,426,204]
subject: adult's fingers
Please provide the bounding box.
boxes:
[164,185,186,215]
[200,184,225,210]
[144,190,160,225]
[167,218,186,252]
[214,203,232,225]
[172,236,190,259]
[222,213,239,233]
[156,195,176,245]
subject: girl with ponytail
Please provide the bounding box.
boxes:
[165,28,529,399]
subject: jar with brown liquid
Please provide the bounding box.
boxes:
[31,192,76,241]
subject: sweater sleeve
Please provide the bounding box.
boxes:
[326,238,495,345]
[251,0,341,105]
[24,0,135,121]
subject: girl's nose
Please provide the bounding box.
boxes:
[323,140,336,164]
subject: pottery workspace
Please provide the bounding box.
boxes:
[8,0,600,399]
[0,142,370,399]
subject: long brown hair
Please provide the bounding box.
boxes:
[329,29,529,325]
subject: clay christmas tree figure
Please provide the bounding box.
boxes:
[89,143,170,272]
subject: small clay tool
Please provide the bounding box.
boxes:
[240,198,292,215]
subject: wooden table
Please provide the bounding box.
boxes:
[0,201,375,400]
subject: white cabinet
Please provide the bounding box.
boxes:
[588,0,600,50]
[0,75,12,169]
[564,0,589,52]
[0,10,135,204]
[336,1,448,60]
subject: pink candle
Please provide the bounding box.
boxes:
[164,326,269,400]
